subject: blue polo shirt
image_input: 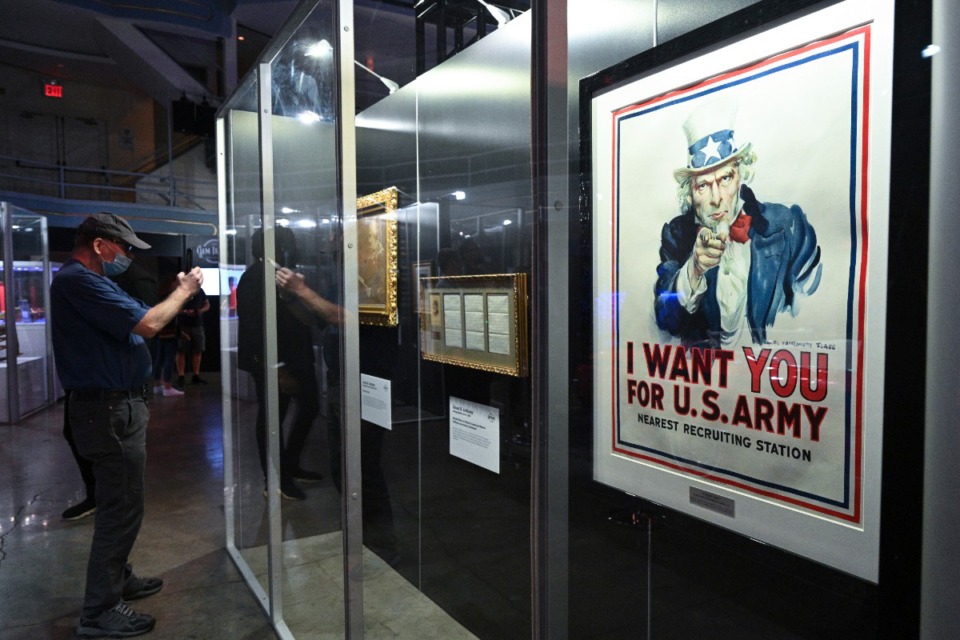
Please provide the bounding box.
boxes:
[51,258,152,390]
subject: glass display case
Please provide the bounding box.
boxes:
[216,0,934,638]
[1,202,56,423]
[218,0,534,636]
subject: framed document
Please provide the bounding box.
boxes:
[357,187,399,327]
[419,273,528,377]
[582,0,894,581]
[411,261,432,314]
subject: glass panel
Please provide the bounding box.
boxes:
[560,2,660,636]
[0,205,52,423]
[223,0,538,634]
[220,0,350,634]
[220,67,272,612]
[354,0,533,636]
[265,4,345,635]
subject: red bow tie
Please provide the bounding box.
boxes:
[729,213,752,243]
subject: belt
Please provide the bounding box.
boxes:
[68,386,149,402]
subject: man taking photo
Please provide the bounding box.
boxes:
[51,212,203,638]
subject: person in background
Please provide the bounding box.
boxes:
[174,287,209,388]
[114,259,160,385]
[153,277,183,397]
[457,237,487,274]
[435,247,464,277]
[51,212,202,638]
[60,399,99,521]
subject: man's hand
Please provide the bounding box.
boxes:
[275,266,341,325]
[689,227,729,284]
[133,267,203,338]
[276,267,306,296]
[178,266,203,296]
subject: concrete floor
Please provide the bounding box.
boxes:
[0,375,474,640]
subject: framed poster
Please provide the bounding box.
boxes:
[582,0,893,581]
[357,187,399,326]
[419,273,529,377]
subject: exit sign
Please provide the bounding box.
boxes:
[44,83,63,98]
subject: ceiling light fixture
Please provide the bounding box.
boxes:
[306,39,334,58]
[475,0,512,26]
[296,110,321,124]
[307,39,399,94]
[354,60,399,94]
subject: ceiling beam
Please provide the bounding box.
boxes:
[92,15,211,104]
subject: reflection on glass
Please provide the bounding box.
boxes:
[236,227,321,501]
[271,37,334,122]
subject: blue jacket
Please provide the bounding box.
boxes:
[654,185,822,345]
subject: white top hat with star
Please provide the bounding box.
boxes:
[673,95,752,183]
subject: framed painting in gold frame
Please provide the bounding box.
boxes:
[357,187,399,326]
[419,273,528,377]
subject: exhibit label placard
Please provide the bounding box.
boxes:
[361,374,392,430]
[449,396,500,473]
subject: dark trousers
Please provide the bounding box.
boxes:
[63,391,96,500]
[253,364,320,482]
[68,395,149,617]
[153,337,177,383]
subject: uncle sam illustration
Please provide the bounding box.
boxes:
[653,97,823,347]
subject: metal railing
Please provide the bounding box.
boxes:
[0,154,218,210]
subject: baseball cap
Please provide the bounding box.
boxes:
[79,213,151,250]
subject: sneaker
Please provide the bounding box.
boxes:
[262,482,306,501]
[176,375,185,388]
[152,385,164,394]
[123,574,163,601]
[62,497,96,521]
[161,386,184,397]
[291,468,324,483]
[76,601,155,638]
[191,375,208,385]
[281,482,306,500]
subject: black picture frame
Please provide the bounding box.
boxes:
[574,0,929,635]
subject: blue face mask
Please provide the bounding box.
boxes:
[102,252,132,276]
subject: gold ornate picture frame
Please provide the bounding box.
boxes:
[419,273,528,377]
[357,187,399,326]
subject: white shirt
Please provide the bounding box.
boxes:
[675,221,752,347]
